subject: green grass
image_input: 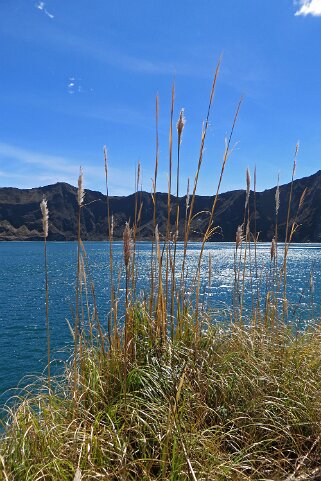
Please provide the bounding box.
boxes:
[2,311,321,480]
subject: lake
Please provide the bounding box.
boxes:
[0,241,320,411]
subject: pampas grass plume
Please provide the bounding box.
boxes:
[236,224,243,250]
[78,167,85,207]
[104,146,108,177]
[271,238,276,261]
[137,160,141,189]
[40,197,49,238]
[111,215,114,238]
[275,182,280,216]
[245,168,251,208]
[123,222,132,269]
[177,108,185,144]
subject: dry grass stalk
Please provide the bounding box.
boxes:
[283,146,299,317]
[176,107,185,200]
[131,161,141,297]
[170,107,186,324]
[104,147,117,344]
[183,177,190,264]
[123,222,132,408]
[0,455,9,481]
[239,167,252,321]
[40,197,51,391]
[167,83,175,239]
[192,98,242,327]
[275,174,280,264]
[165,84,175,326]
[183,57,222,249]
[123,222,132,341]
[155,225,165,339]
[275,180,280,216]
[245,167,251,209]
[252,166,260,320]
[178,57,222,326]
[74,166,85,410]
[149,95,159,318]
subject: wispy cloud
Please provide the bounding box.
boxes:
[0,91,154,131]
[0,142,137,195]
[1,20,209,79]
[66,76,94,95]
[35,2,54,19]
[295,0,321,16]
[53,31,198,77]
[0,142,81,176]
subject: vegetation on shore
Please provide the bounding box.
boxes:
[1,59,319,481]
[2,318,321,481]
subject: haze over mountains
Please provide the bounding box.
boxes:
[0,170,320,242]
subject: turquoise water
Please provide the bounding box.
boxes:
[0,241,321,411]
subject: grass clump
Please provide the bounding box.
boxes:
[2,316,321,480]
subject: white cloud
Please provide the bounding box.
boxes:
[0,142,80,176]
[35,2,54,19]
[66,76,93,95]
[295,0,321,16]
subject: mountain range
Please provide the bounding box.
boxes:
[0,170,320,242]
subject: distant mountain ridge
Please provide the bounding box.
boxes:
[1,170,321,242]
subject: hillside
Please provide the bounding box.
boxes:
[0,170,320,241]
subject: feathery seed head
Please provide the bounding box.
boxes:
[40,197,49,238]
[245,168,251,208]
[271,238,276,261]
[123,222,132,269]
[137,161,141,190]
[111,215,114,238]
[275,181,280,216]
[104,146,108,176]
[78,167,85,207]
[236,224,244,250]
[155,224,159,244]
[292,143,299,178]
[177,108,185,144]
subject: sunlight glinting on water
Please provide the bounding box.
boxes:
[0,241,321,407]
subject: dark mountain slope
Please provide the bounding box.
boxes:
[0,170,320,241]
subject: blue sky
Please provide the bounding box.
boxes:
[0,0,321,195]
